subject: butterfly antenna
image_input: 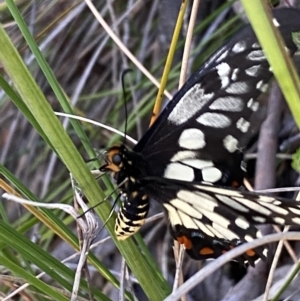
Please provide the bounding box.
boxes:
[121,69,133,145]
[85,150,106,164]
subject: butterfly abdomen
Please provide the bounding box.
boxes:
[115,188,150,239]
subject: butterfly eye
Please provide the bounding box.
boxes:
[112,153,122,165]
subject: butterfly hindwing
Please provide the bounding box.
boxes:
[170,224,264,266]
[145,178,300,265]
[145,178,300,241]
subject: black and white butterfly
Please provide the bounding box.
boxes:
[100,8,300,266]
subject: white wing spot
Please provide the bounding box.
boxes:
[178,190,218,211]
[178,128,206,149]
[272,18,280,27]
[209,96,244,112]
[164,163,194,181]
[256,80,268,92]
[178,211,198,229]
[190,206,236,239]
[247,50,265,61]
[234,197,272,216]
[261,83,268,93]
[292,217,300,224]
[241,161,247,172]
[252,216,267,223]
[273,217,285,224]
[170,199,203,219]
[259,202,288,215]
[232,41,247,53]
[256,80,263,90]
[171,151,196,162]
[223,135,238,153]
[197,113,231,128]
[235,217,250,229]
[215,62,230,88]
[202,167,222,182]
[194,192,219,205]
[215,50,229,63]
[226,82,250,94]
[212,222,239,240]
[236,117,250,133]
[231,68,239,81]
[164,203,181,226]
[194,220,216,237]
[216,195,249,212]
[245,65,261,77]
[252,42,260,49]
[247,98,259,111]
[289,207,300,215]
[205,224,224,238]
[245,234,254,242]
[203,211,231,228]
[258,195,277,203]
[196,185,243,197]
[168,83,213,125]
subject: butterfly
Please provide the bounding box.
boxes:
[100,8,300,266]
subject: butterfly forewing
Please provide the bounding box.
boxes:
[101,8,300,265]
[134,9,300,188]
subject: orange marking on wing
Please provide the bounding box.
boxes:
[199,247,214,255]
[231,180,241,188]
[177,236,192,250]
[246,249,256,257]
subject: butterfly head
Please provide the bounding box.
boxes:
[100,144,144,189]
[100,144,147,184]
[100,145,127,174]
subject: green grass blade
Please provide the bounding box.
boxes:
[0,8,170,300]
